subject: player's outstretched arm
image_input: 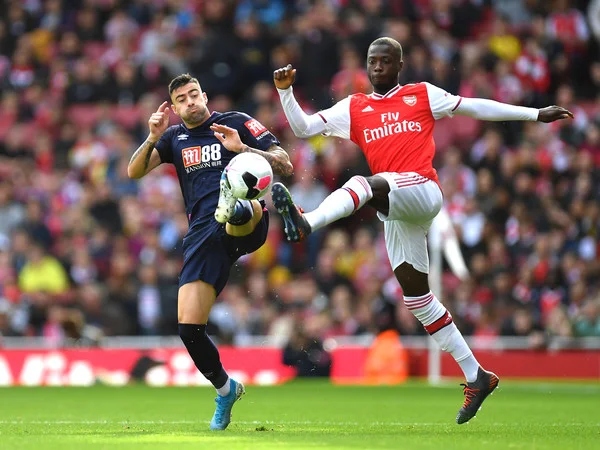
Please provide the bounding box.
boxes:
[210,123,293,176]
[128,101,169,179]
[455,97,574,123]
[273,64,327,138]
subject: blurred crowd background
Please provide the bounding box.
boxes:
[0,0,599,350]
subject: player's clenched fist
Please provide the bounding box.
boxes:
[273,64,296,90]
[148,101,170,141]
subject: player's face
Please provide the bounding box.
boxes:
[366,45,403,94]
[170,82,209,126]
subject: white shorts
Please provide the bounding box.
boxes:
[376,172,443,273]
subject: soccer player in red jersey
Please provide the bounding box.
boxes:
[272,37,573,424]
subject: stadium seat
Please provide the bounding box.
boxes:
[433,119,455,149]
[0,112,16,139]
[67,105,101,128]
[579,101,599,118]
[84,42,110,60]
[113,105,141,130]
[452,115,481,144]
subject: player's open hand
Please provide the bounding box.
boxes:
[210,123,244,152]
[148,101,170,140]
[273,64,296,90]
[537,106,574,123]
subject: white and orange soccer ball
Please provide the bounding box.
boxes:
[226,152,273,200]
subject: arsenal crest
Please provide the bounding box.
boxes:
[403,95,417,106]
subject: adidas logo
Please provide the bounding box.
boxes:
[177,134,189,140]
[362,106,374,112]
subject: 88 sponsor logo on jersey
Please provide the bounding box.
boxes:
[182,144,223,173]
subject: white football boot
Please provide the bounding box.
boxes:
[214,169,237,224]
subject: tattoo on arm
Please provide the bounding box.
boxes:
[129,140,156,173]
[240,144,293,176]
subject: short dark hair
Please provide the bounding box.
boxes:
[168,73,201,96]
[369,37,403,61]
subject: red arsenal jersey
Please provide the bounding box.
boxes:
[317,82,462,184]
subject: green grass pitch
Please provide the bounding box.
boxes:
[1,379,599,450]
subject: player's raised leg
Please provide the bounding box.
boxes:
[271,182,311,242]
[178,280,245,430]
[272,175,373,242]
[225,199,264,236]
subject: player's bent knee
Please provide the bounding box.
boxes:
[342,176,373,210]
[367,174,391,198]
[225,200,262,237]
[394,262,430,296]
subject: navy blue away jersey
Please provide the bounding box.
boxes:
[155,111,279,225]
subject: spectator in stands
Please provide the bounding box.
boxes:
[0,298,18,339]
[282,316,332,377]
[19,240,69,296]
[577,300,600,336]
[0,0,597,351]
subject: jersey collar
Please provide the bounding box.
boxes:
[369,85,401,100]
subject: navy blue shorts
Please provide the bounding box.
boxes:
[179,209,269,295]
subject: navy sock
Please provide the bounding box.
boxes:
[178,324,229,389]
[228,199,253,225]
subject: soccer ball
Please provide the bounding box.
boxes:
[226,152,273,200]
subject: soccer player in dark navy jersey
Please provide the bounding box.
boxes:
[128,73,292,430]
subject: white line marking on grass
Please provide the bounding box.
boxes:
[0,420,598,427]
[0,420,414,425]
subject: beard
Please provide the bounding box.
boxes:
[182,106,208,125]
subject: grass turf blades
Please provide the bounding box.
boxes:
[1,379,598,450]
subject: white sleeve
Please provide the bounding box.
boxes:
[455,97,539,121]
[317,97,351,139]
[425,82,463,120]
[277,87,327,137]
[277,87,351,139]
[426,82,539,121]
